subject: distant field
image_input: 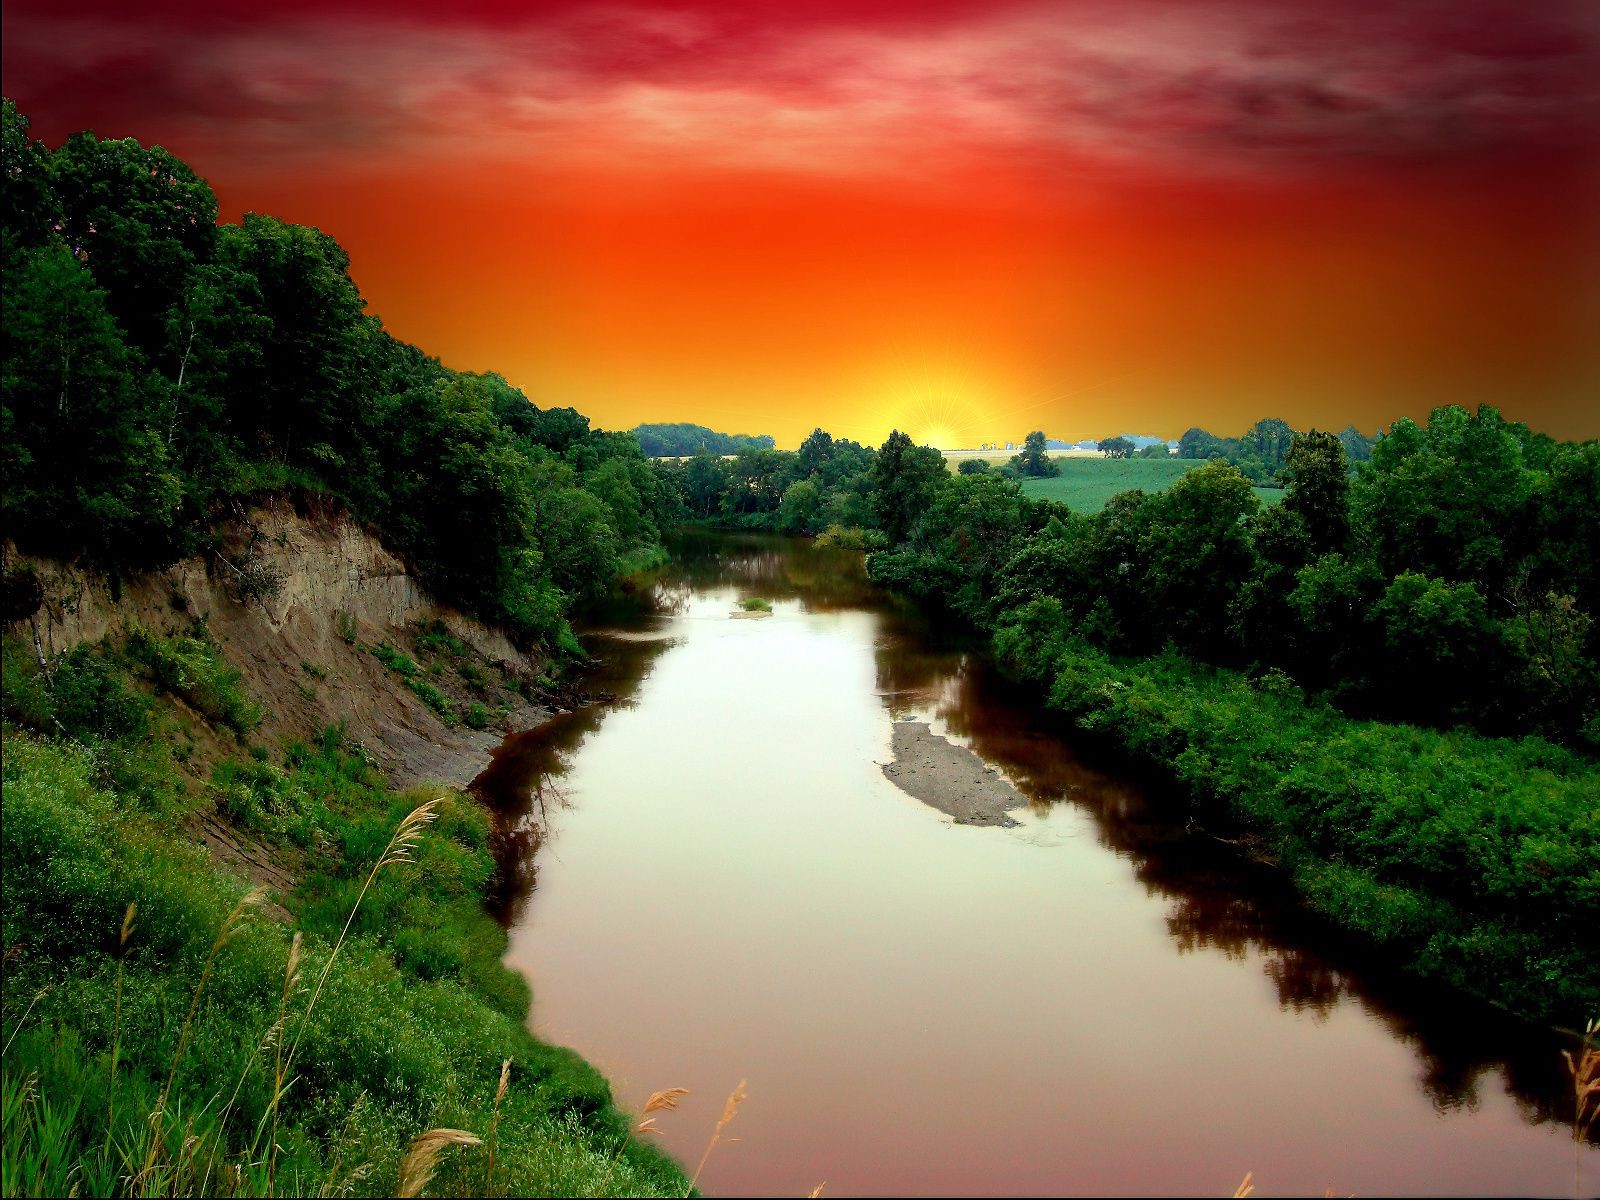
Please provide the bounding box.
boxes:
[1002,456,1284,513]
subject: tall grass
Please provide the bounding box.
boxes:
[0,753,685,1197]
[1567,1017,1599,1197]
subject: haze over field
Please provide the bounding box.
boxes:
[4,0,1598,446]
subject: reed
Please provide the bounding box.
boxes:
[1565,1016,1599,1198]
[690,1078,746,1192]
[140,887,266,1182]
[484,1058,511,1192]
[283,798,440,1076]
[104,904,136,1156]
[395,1127,483,1198]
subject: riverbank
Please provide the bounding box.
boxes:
[991,597,1600,1028]
[0,538,692,1195]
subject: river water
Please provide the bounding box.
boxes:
[473,531,1595,1197]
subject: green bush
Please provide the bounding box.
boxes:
[993,603,1600,1022]
[123,623,260,735]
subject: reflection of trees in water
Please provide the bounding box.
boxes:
[667,530,880,611]
[473,628,675,924]
[864,604,1588,1136]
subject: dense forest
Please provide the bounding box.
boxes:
[631,423,774,459]
[1,100,676,653]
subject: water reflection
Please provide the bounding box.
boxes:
[856,581,1586,1133]
[474,529,1592,1171]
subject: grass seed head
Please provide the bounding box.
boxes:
[642,1087,689,1115]
[396,1127,482,1198]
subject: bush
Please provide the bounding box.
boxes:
[123,622,260,735]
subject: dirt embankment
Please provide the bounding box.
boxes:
[881,719,1027,827]
[17,496,554,790]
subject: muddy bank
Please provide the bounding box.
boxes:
[11,495,555,790]
[880,719,1027,827]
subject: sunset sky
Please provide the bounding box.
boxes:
[5,0,1598,446]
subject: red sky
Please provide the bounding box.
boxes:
[5,0,1598,445]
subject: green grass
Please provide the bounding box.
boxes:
[0,635,690,1197]
[1016,457,1283,512]
[738,597,773,612]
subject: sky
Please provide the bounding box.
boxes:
[4,0,1599,447]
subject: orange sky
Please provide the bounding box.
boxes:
[6,0,1599,446]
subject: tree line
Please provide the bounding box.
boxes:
[666,407,1597,746]
[632,422,775,458]
[1,101,675,650]
[1178,418,1376,484]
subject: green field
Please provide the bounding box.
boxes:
[1011,457,1283,513]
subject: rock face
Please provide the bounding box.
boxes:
[14,496,553,789]
[881,719,1027,827]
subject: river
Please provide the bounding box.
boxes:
[473,530,1595,1197]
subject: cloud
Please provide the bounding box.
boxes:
[5,0,1596,184]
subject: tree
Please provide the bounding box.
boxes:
[1338,425,1375,463]
[1177,427,1222,459]
[956,458,991,475]
[797,427,834,476]
[1353,404,1535,596]
[682,449,727,518]
[1282,430,1350,556]
[871,430,946,543]
[48,131,219,358]
[1012,430,1060,478]
[1097,436,1135,459]
[1136,460,1260,650]
[1,243,182,560]
[779,478,823,533]
[1243,418,1295,478]
[2,99,54,255]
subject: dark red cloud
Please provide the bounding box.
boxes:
[5,0,1597,187]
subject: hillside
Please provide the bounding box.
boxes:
[1,101,691,1197]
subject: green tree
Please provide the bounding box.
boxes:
[1135,460,1260,650]
[871,430,946,543]
[1012,430,1060,477]
[779,478,823,533]
[1282,429,1350,556]
[2,99,54,255]
[48,131,219,357]
[1354,404,1536,596]
[797,427,835,476]
[682,449,727,519]
[1097,436,1135,459]
[1,244,182,560]
[956,458,991,475]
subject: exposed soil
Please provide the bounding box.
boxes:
[18,496,557,791]
[880,719,1027,827]
[11,497,568,899]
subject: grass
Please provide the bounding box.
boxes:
[0,630,690,1197]
[738,598,773,613]
[1014,458,1284,513]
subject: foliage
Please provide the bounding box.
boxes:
[0,728,687,1197]
[990,605,1600,1023]
[871,430,946,544]
[1177,417,1297,484]
[631,422,774,458]
[1011,430,1062,477]
[1,107,664,655]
